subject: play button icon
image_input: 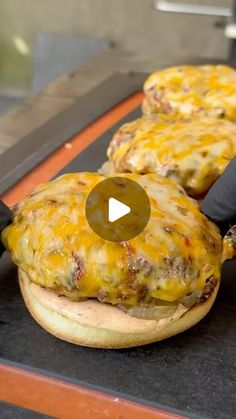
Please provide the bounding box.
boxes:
[85,176,150,242]
[108,198,130,222]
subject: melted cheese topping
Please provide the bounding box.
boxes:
[143,65,236,121]
[107,114,236,197]
[2,173,222,306]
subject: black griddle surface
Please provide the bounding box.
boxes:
[0,402,53,419]
[1,109,236,419]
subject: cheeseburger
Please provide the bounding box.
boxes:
[103,114,236,198]
[2,172,224,348]
[142,64,236,121]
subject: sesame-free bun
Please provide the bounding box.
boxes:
[19,270,220,349]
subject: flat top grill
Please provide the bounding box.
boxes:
[0,73,235,419]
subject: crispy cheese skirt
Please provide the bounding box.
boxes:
[143,65,236,121]
[107,114,236,197]
[2,173,222,307]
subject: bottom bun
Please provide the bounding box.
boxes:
[19,270,220,349]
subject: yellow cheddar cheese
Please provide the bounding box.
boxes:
[2,173,222,308]
[143,65,236,121]
[106,114,236,197]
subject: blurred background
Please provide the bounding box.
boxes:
[0,0,234,113]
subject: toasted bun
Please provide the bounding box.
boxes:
[19,269,220,349]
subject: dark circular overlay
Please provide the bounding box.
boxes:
[85,177,151,242]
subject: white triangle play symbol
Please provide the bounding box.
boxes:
[108,197,131,223]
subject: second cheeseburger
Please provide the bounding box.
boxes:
[2,172,224,348]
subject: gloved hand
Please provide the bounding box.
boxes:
[201,157,236,238]
[0,201,12,256]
